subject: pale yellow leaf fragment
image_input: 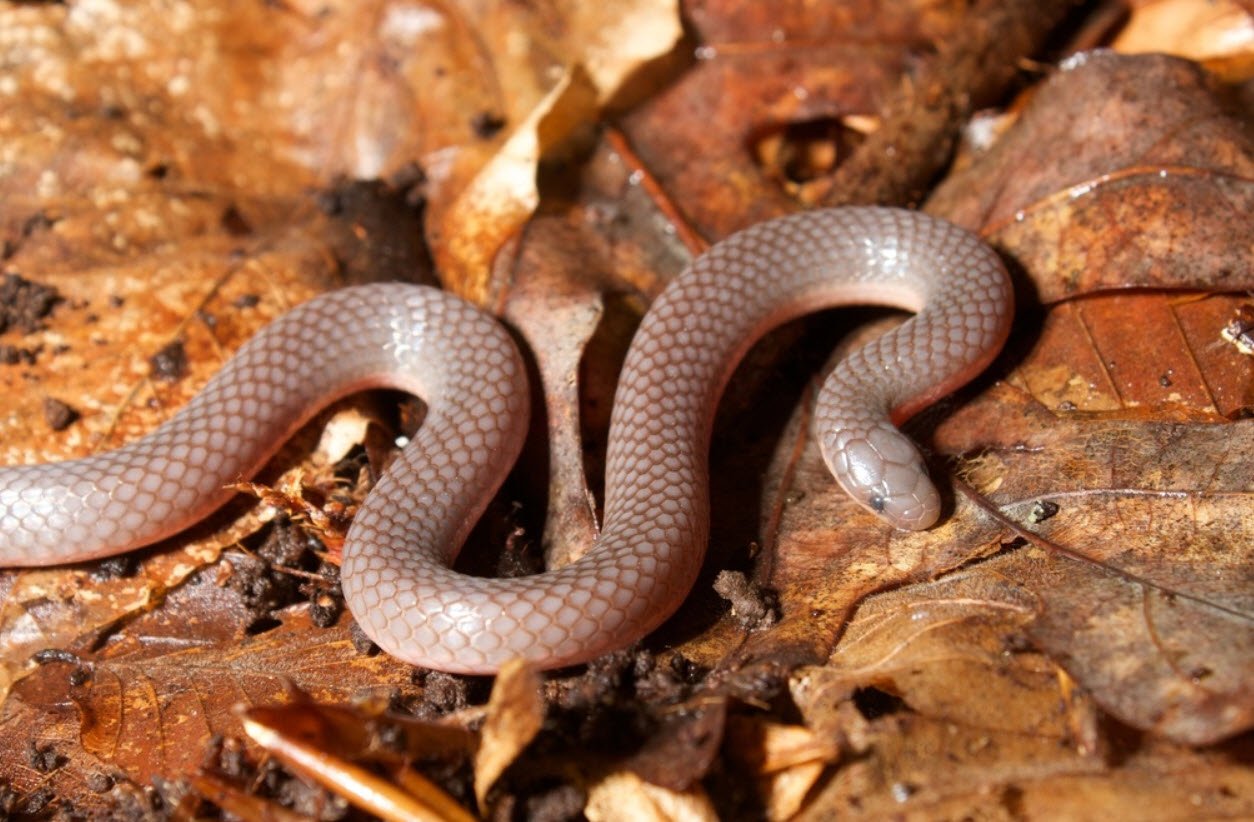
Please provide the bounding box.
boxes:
[585,771,719,822]
[435,67,598,304]
[474,657,545,810]
[431,0,682,304]
[1113,0,1254,79]
[566,0,684,106]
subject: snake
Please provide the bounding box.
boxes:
[0,207,1013,674]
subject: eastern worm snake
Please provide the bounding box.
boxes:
[0,208,1012,674]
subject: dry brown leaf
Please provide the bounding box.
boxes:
[789,587,1249,819]
[0,601,423,803]
[1004,293,1252,420]
[499,167,692,568]
[423,1,682,304]
[501,229,607,567]
[0,525,238,701]
[750,376,1253,748]
[242,701,477,765]
[790,704,1251,820]
[224,701,483,816]
[430,67,600,305]
[619,3,934,237]
[931,51,1253,303]
[945,400,1254,744]
[474,658,544,810]
[794,573,1100,745]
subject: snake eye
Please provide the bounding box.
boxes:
[868,494,886,513]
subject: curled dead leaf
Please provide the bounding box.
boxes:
[432,67,599,305]
[474,658,545,810]
[426,2,683,304]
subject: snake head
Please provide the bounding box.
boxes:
[821,422,941,531]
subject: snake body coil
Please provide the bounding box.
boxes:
[0,208,1012,674]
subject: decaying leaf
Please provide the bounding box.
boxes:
[932,51,1254,304]
[0,520,246,704]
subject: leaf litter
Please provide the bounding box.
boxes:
[0,0,1251,819]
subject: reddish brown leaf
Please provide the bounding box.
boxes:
[3,604,422,790]
[932,51,1254,302]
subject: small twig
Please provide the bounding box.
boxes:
[605,126,708,255]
